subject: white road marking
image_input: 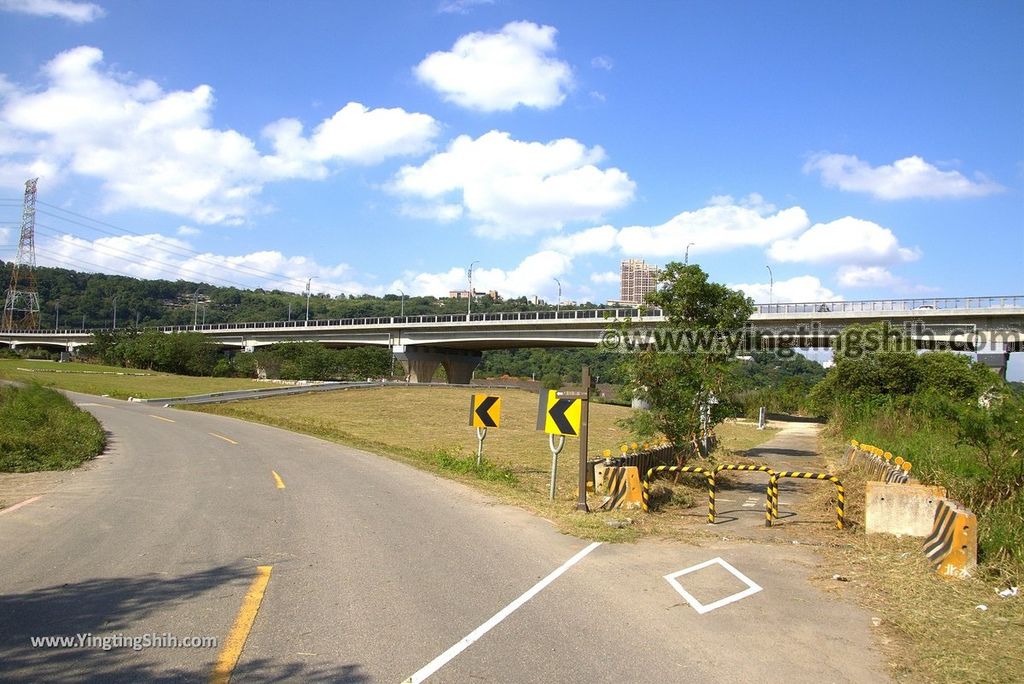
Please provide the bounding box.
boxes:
[402,541,602,683]
[0,495,42,516]
[742,497,759,508]
[664,557,763,615]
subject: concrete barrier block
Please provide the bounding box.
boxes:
[865,482,947,537]
[923,499,978,579]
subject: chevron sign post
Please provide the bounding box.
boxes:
[536,366,593,512]
[469,394,502,465]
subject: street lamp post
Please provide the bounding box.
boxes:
[54,300,59,331]
[554,277,562,314]
[685,242,695,264]
[766,265,774,309]
[398,289,406,317]
[112,296,118,329]
[192,289,200,326]
[305,277,315,323]
[467,261,479,316]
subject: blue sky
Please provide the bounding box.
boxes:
[0,0,1021,310]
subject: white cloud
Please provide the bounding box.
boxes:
[399,202,464,222]
[591,56,614,71]
[437,0,493,14]
[590,270,618,284]
[0,46,439,224]
[176,225,201,237]
[390,130,635,236]
[835,265,898,288]
[767,216,920,264]
[0,0,104,23]
[35,231,382,295]
[393,250,573,299]
[730,275,843,304]
[414,21,573,111]
[805,153,1004,200]
[614,198,809,257]
[543,224,618,255]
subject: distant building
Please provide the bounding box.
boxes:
[448,289,502,302]
[619,259,659,305]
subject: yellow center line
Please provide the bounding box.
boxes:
[148,414,176,423]
[210,565,273,684]
[209,432,239,445]
[271,471,286,489]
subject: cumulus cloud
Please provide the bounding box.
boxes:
[393,250,573,299]
[805,153,1004,200]
[835,265,898,288]
[543,196,808,258]
[0,46,439,224]
[591,56,614,71]
[729,275,842,304]
[390,130,635,236]
[176,225,201,237]
[0,0,104,23]
[767,216,920,264]
[414,21,573,111]
[34,231,382,295]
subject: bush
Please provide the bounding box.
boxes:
[0,384,106,472]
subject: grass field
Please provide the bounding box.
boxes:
[0,359,278,399]
[0,383,106,473]
[192,385,772,540]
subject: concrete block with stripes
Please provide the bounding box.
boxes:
[594,443,675,510]
[923,499,978,578]
[768,471,846,530]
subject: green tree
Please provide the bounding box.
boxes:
[622,263,754,459]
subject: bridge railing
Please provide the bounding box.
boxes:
[2,295,1021,336]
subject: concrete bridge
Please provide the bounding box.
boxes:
[2,295,1022,382]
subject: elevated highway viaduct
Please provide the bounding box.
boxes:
[3,295,1022,382]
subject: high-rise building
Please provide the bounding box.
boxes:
[619,259,659,305]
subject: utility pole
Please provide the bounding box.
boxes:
[3,178,41,329]
[467,261,479,316]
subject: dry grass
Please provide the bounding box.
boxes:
[811,436,1024,683]
[0,359,276,399]
[192,385,771,541]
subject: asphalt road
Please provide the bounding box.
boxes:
[0,394,888,682]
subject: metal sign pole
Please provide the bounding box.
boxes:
[548,434,565,500]
[576,365,591,512]
[476,427,487,465]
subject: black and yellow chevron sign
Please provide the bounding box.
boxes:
[469,395,501,428]
[535,390,582,436]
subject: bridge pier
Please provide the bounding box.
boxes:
[393,346,481,384]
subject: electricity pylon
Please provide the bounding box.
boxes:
[3,178,41,330]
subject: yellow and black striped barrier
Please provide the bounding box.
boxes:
[768,471,846,529]
[642,465,714,520]
[923,498,978,578]
[713,464,776,527]
[597,466,644,510]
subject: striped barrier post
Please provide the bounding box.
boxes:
[712,464,776,527]
[922,498,978,578]
[642,465,713,515]
[768,471,846,530]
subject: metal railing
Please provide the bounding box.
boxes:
[2,295,1021,336]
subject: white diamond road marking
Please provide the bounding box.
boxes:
[664,557,763,615]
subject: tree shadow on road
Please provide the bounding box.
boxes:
[0,562,368,683]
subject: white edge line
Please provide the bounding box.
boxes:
[403,541,602,683]
[663,557,763,615]
[0,495,42,516]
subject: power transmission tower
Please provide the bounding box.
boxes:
[3,178,41,329]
